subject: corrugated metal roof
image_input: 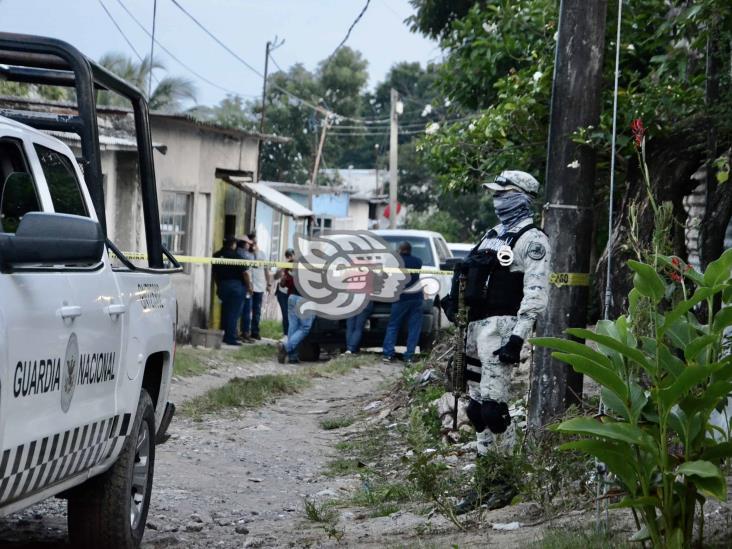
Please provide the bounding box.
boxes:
[46,130,166,152]
[241,183,313,219]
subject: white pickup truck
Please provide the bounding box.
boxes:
[0,34,178,548]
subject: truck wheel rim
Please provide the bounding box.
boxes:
[130,423,150,530]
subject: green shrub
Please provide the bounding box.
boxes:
[533,249,732,548]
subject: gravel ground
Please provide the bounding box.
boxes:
[3,347,731,548]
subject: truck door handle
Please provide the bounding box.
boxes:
[58,305,82,319]
[105,304,127,317]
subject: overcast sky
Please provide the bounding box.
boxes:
[1,0,440,107]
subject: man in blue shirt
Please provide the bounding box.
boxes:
[382,241,423,364]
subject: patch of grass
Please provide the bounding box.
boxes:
[334,441,354,452]
[325,458,363,477]
[173,347,207,377]
[181,373,309,419]
[259,319,283,340]
[179,352,370,419]
[309,354,373,377]
[303,498,337,523]
[320,416,355,430]
[369,503,400,518]
[351,478,413,507]
[232,343,277,362]
[530,527,633,549]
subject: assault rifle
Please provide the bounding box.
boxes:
[447,271,468,431]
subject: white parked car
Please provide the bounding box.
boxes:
[0,34,178,548]
[448,242,473,260]
[300,229,454,359]
[372,229,454,301]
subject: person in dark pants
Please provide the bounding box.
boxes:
[274,248,294,337]
[382,241,423,364]
[244,233,272,340]
[213,236,250,346]
[345,301,374,354]
[236,235,255,342]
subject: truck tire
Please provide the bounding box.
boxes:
[298,342,320,362]
[67,390,156,549]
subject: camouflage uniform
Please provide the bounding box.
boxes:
[465,171,552,456]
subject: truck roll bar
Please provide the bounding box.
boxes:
[0,32,165,269]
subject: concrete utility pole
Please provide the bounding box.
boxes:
[529,0,608,427]
[389,88,399,229]
[256,40,271,181]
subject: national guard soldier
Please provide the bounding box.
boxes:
[455,170,551,512]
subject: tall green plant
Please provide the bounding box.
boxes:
[533,250,732,547]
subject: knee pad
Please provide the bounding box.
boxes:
[482,399,511,434]
[467,399,511,434]
[466,399,486,432]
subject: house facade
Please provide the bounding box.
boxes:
[0,96,298,340]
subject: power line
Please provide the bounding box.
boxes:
[148,0,158,97]
[97,0,145,62]
[323,0,371,65]
[167,0,388,124]
[168,0,328,115]
[329,128,426,137]
[114,0,257,98]
[268,52,285,74]
[147,0,158,97]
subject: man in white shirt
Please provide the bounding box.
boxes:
[245,232,272,340]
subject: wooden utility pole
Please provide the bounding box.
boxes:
[529,0,608,427]
[308,113,330,225]
[256,40,271,181]
[389,88,399,229]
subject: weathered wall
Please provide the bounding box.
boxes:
[147,118,259,340]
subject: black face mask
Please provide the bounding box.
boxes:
[492,192,533,228]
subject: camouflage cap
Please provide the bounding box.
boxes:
[482,170,540,196]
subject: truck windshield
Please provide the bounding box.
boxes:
[378,235,434,266]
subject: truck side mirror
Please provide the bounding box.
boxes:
[0,211,105,268]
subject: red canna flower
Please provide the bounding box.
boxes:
[671,257,680,268]
[631,118,645,148]
[670,271,682,283]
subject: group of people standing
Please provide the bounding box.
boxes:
[274,241,425,365]
[212,232,271,346]
[214,238,427,364]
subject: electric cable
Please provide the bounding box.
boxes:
[167,0,392,124]
[115,0,257,98]
[97,0,145,63]
[596,0,624,534]
[322,0,371,66]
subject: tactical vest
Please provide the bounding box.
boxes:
[450,224,537,322]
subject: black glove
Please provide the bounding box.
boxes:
[493,335,523,365]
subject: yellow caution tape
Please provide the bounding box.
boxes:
[549,272,590,287]
[114,251,452,275]
[117,252,591,284]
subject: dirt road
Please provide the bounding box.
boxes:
[0,349,670,548]
[0,353,414,548]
